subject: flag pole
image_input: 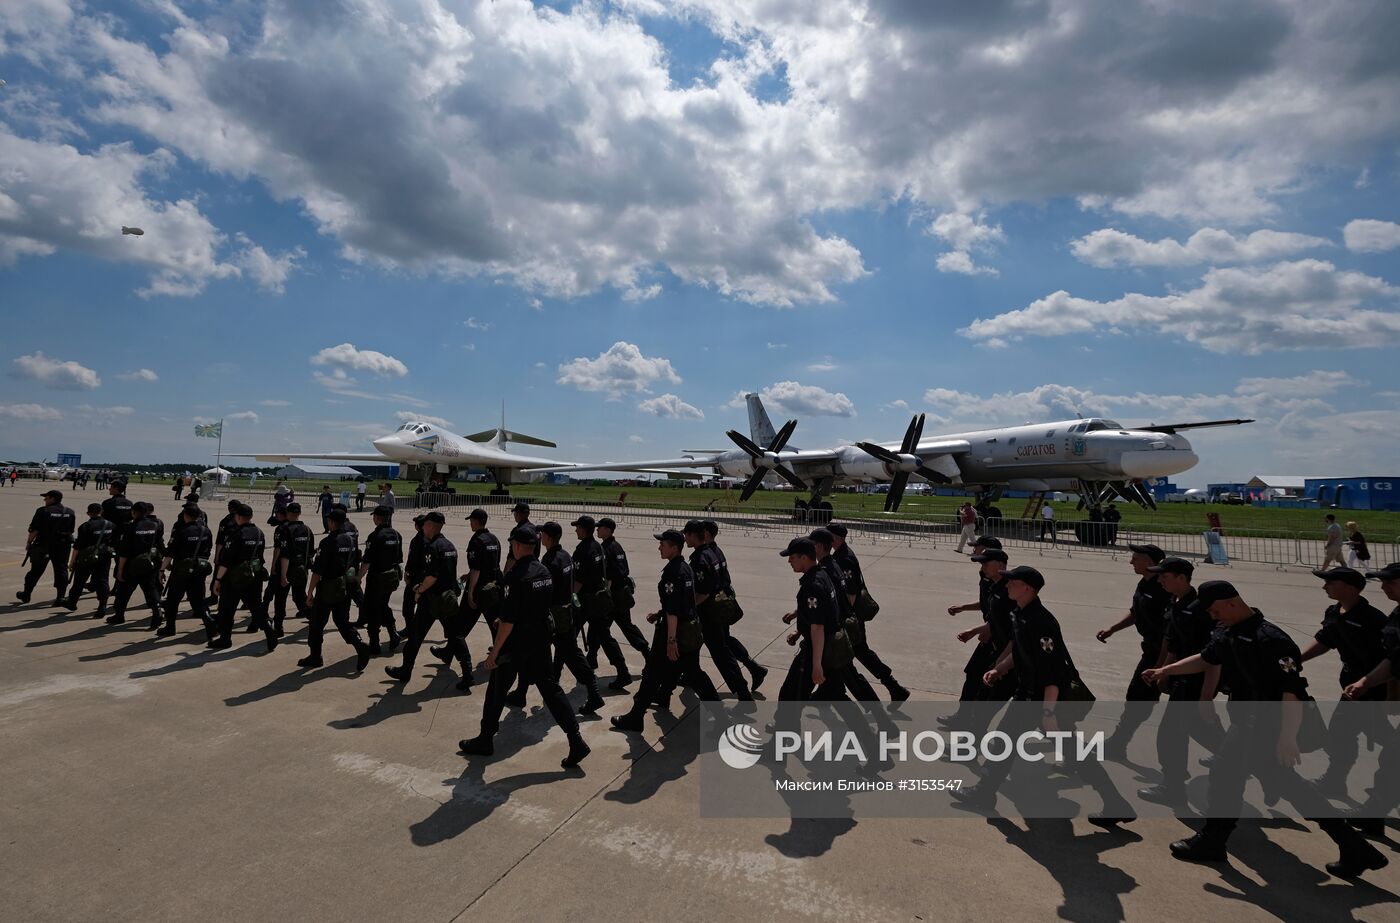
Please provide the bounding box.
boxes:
[216,418,224,478]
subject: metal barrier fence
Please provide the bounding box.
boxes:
[199,488,1400,570]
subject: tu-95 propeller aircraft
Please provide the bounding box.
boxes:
[565,394,1251,515]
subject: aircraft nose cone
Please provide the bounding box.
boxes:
[373,435,399,453]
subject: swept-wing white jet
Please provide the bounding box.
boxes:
[564,394,1251,514]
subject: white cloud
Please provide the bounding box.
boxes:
[930,212,1003,275]
[76,404,135,415]
[767,342,787,350]
[807,358,837,372]
[0,402,63,421]
[960,260,1400,354]
[227,410,259,422]
[259,399,291,406]
[232,234,304,293]
[310,343,409,377]
[1343,219,1400,253]
[465,317,491,331]
[395,410,453,429]
[935,250,998,276]
[10,351,100,390]
[1071,227,1330,268]
[638,393,704,420]
[628,434,645,443]
[558,342,680,398]
[754,381,856,418]
[116,368,158,382]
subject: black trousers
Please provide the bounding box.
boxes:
[851,624,897,685]
[113,573,162,622]
[216,579,272,642]
[1108,642,1165,746]
[778,645,849,702]
[1321,689,1388,783]
[270,569,309,627]
[979,698,1129,813]
[480,641,579,738]
[400,593,468,671]
[355,493,365,511]
[584,604,631,677]
[1155,679,1225,788]
[23,544,71,598]
[701,617,751,698]
[66,559,109,611]
[363,578,399,642]
[630,621,719,711]
[610,605,651,655]
[307,596,363,659]
[547,610,598,688]
[163,572,209,628]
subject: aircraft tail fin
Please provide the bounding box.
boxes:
[463,404,557,449]
[746,393,778,447]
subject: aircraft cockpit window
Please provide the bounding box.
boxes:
[1084,420,1109,432]
[1101,419,1121,428]
[1045,430,1055,437]
[397,423,413,431]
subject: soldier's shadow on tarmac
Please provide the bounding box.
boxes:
[603,693,708,806]
[126,636,276,679]
[0,608,81,633]
[328,670,459,728]
[78,625,212,662]
[985,817,1139,923]
[225,650,367,706]
[24,618,136,648]
[410,710,574,846]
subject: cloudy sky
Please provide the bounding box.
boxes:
[2,0,1398,484]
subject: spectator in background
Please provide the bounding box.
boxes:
[318,485,334,533]
[1040,501,1056,544]
[273,479,292,513]
[955,501,978,554]
[378,482,396,510]
[355,479,367,512]
[1322,514,1346,568]
[1346,522,1370,569]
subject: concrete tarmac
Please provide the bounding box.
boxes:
[0,481,1396,921]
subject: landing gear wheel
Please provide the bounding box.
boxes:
[489,487,510,497]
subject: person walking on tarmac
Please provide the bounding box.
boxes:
[701,520,766,690]
[270,502,314,636]
[108,501,165,628]
[359,505,404,655]
[300,509,372,672]
[100,479,134,587]
[159,503,214,637]
[939,548,1016,734]
[458,525,592,768]
[16,489,75,605]
[684,520,752,700]
[827,523,909,701]
[597,517,650,658]
[209,503,278,653]
[572,515,632,689]
[459,508,503,666]
[1095,544,1173,759]
[775,537,847,702]
[386,511,473,692]
[62,503,114,618]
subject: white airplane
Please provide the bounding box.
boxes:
[564,394,1251,514]
[225,412,570,492]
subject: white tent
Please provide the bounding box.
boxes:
[202,466,232,476]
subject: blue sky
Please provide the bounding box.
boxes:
[2,0,1399,484]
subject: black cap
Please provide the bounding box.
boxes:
[1313,567,1367,590]
[682,519,705,535]
[332,502,347,512]
[227,500,241,510]
[1366,563,1400,581]
[971,549,1009,564]
[1129,543,1167,563]
[423,510,446,524]
[412,513,426,525]
[286,502,301,514]
[539,521,563,540]
[1148,557,1194,577]
[41,488,62,500]
[327,508,347,523]
[110,480,127,491]
[809,528,834,547]
[972,536,1002,550]
[826,522,848,537]
[372,504,394,517]
[509,524,539,545]
[653,529,685,546]
[597,517,617,530]
[467,507,488,522]
[779,537,818,558]
[701,519,719,536]
[512,502,530,514]
[234,503,254,518]
[273,507,288,517]
[1197,580,1241,607]
[571,515,596,529]
[87,502,103,514]
[181,503,202,517]
[1003,565,1045,590]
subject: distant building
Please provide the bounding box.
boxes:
[1307,477,1400,512]
[274,464,364,480]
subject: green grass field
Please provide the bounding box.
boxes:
[187,476,1400,540]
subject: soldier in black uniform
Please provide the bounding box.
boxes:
[683,520,752,700]
[939,548,1017,733]
[17,489,75,605]
[270,502,313,636]
[954,566,1134,826]
[399,514,427,640]
[572,515,632,688]
[611,530,720,732]
[210,499,240,588]
[1095,543,1173,759]
[806,528,886,705]
[459,508,503,665]
[597,517,650,659]
[459,525,592,768]
[506,502,538,562]
[260,507,288,613]
[775,537,847,702]
[100,479,133,587]
[1299,567,1389,795]
[1135,557,1223,805]
[701,520,765,689]
[210,503,278,652]
[386,511,472,691]
[523,521,606,712]
[108,501,165,627]
[159,503,214,637]
[944,535,1010,724]
[360,505,403,655]
[1343,563,1400,831]
[301,509,371,672]
[328,502,367,618]
[824,524,909,701]
[1146,581,1388,877]
[62,503,113,618]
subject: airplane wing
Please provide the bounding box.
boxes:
[221,451,390,464]
[533,454,726,474]
[1136,418,1254,435]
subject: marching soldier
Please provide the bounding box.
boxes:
[62,503,113,618]
[399,514,427,640]
[807,528,888,704]
[701,520,766,690]
[506,502,539,561]
[775,536,846,701]
[939,547,1016,733]
[460,508,503,665]
[301,509,371,672]
[17,489,75,605]
[611,530,720,732]
[386,511,473,692]
[360,505,404,655]
[827,523,909,701]
[572,515,632,689]
[1342,563,1400,833]
[210,503,278,652]
[683,520,752,700]
[270,502,314,636]
[260,507,289,613]
[159,503,214,637]
[597,517,650,659]
[109,501,165,628]
[100,479,133,585]
[458,525,592,768]
[332,503,367,616]
[1095,544,1173,759]
[1145,581,1388,878]
[210,499,240,584]
[944,535,1011,725]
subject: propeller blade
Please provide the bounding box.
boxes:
[885,472,910,512]
[855,441,899,464]
[726,430,764,459]
[1076,497,1086,512]
[739,468,766,502]
[915,465,950,485]
[769,419,798,453]
[773,465,807,490]
[904,413,927,455]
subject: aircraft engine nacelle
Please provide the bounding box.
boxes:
[833,447,893,483]
[715,457,757,479]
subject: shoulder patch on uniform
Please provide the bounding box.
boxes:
[807,596,817,609]
[1278,656,1298,673]
[1040,637,1055,652]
